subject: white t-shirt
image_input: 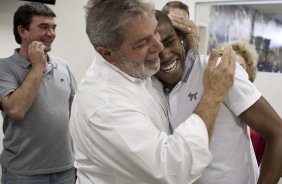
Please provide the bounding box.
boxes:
[163,54,261,184]
[69,53,213,184]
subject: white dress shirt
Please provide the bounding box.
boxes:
[70,53,212,184]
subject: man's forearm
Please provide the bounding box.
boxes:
[258,137,282,184]
[194,91,223,141]
[194,46,236,142]
[2,66,44,120]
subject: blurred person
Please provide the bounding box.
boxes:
[69,1,236,183]
[162,1,200,53]
[154,10,282,184]
[257,50,280,73]
[162,1,189,19]
[219,42,257,81]
[0,2,77,184]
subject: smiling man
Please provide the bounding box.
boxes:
[0,2,77,184]
[154,10,282,184]
[69,1,237,184]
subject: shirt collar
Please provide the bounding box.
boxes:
[181,50,198,82]
[163,50,198,94]
[12,49,31,68]
[47,55,58,69]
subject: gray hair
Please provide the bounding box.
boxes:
[85,0,155,50]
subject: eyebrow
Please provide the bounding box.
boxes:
[133,24,159,46]
[37,23,57,27]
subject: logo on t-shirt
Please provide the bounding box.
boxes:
[188,92,198,101]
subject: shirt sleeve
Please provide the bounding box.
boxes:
[173,113,212,176]
[224,63,261,116]
[71,89,211,184]
[0,62,18,104]
[199,56,261,116]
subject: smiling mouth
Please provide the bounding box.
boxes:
[160,59,177,72]
[42,41,53,44]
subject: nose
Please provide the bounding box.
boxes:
[150,32,164,52]
[159,47,172,63]
[46,28,56,37]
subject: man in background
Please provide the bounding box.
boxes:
[257,50,280,73]
[0,2,77,184]
[162,1,189,19]
[163,1,199,53]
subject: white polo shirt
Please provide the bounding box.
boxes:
[165,54,261,184]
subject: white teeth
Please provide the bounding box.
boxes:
[161,60,177,72]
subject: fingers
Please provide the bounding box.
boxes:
[168,15,197,35]
[220,46,236,71]
[206,49,219,70]
[215,46,236,91]
[27,41,47,68]
[28,41,46,55]
[228,46,236,70]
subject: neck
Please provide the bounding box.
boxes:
[163,81,177,93]
[18,47,29,60]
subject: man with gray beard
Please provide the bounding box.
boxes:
[69,0,237,183]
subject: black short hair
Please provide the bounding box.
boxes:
[13,2,56,44]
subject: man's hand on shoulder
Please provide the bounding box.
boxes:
[194,46,236,141]
[203,46,236,102]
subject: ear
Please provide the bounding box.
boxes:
[17,25,27,42]
[96,46,117,65]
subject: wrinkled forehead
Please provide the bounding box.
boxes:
[121,12,157,43]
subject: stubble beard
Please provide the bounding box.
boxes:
[118,54,160,80]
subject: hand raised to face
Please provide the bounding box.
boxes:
[28,41,48,71]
